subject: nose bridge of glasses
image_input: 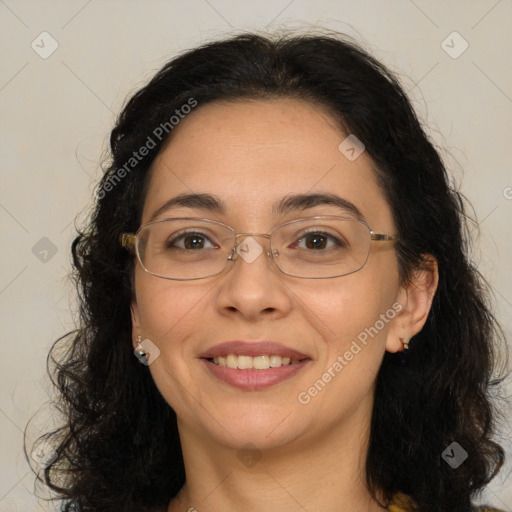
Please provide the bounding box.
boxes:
[234,232,271,244]
[228,232,278,263]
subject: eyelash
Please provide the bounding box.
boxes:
[291,230,346,250]
[165,230,218,250]
[165,230,345,250]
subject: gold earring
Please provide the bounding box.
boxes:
[401,337,410,364]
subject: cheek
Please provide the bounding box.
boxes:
[302,281,397,401]
[133,275,210,411]
[298,264,400,399]
[134,272,207,348]
[304,268,399,342]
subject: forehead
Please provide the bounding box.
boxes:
[142,98,393,229]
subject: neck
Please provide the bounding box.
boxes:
[167,397,387,512]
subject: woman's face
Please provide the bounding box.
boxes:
[131,98,406,451]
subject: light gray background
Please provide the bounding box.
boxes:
[0,1,511,510]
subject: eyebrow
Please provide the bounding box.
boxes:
[149,192,365,222]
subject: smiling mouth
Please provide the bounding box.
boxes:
[206,354,306,370]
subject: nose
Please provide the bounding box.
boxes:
[215,234,293,321]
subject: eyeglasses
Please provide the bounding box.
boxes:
[120,216,399,280]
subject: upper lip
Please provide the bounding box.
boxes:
[200,341,310,360]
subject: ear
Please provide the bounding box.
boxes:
[385,255,439,353]
[130,299,141,350]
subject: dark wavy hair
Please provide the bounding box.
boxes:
[29,32,508,512]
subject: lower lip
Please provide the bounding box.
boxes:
[201,359,310,391]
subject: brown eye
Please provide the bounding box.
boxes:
[166,232,216,250]
[291,231,345,251]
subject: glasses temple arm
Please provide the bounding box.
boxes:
[120,233,137,249]
[370,233,399,241]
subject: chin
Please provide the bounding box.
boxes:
[184,403,308,448]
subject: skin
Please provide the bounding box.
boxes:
[130,98,438,512]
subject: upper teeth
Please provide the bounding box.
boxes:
[212,354,299,369]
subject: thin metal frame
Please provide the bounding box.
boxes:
[120,216,399,280]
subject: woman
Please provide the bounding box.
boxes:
[34,32,508,511]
